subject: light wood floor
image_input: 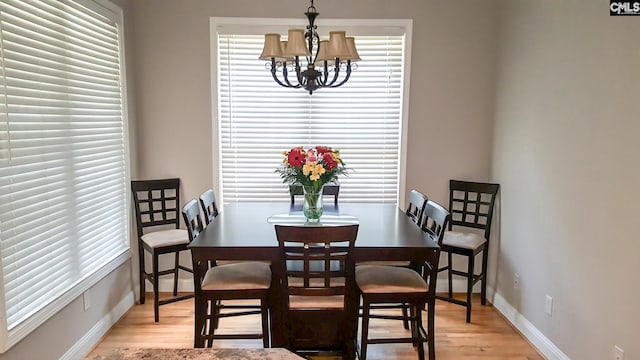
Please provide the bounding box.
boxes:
[88,294,543,359]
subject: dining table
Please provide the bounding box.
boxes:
[188,202,439,350]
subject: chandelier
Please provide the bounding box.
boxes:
[259,0,360,95]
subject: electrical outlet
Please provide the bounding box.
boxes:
[513,273,519,289]
[613,345,624,360]
[545,295,553,316]
[83,290,91,312]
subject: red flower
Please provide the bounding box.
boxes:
[323,152,338,170]
[288,147,305,167]
[315,146,332,154]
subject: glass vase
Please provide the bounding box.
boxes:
[302,185,324,223]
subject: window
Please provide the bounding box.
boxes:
[0,0,129,351]
[213,19,411,203]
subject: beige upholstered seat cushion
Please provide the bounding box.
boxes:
[356,261,411,267]
[356,265,428,293]
[288,295,344,309]
[443,231,486,250]
[202,262,271,291]
[141,229,189,248]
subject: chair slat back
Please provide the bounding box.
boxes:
[289,183,340,206]
[449,180,500,239]
[199,189,219,225]
[420,200,450,294]
[406,189,428,226]
[421,200,450,246]
[274,225,358,301]
[182,199,204,242]
[182,198,207,288]
[131,178,181,237]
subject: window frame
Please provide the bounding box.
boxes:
[209,17,413,207]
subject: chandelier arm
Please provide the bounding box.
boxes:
[323,59,342,87]
[281,62,302,88]
[268,60,300,88]
[329,61,353,87]
[293,57,308,85]
[315,61,330,87]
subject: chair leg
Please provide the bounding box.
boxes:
[139,246,146,304]
[261,299,270,348]
[427,300,435,360]
[359,301,370,360]
[173,252,180,296]
[212,300,221,329]
[153,252,160,322]
[480,246,489,306]
[409,305,417,347]
[414,305,425,360]
[447,251,453,298]
[466,254,474,323]
[207,299,215,348]
[402,304,410,330]
[194,296,206,348]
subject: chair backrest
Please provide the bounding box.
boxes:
[421,200,450,246]
[274,224,358,304]
[131,178,181,238]
[289,183,340,206]
[182,199,204,242]
[406,189,428,226]
[448,180,500,240]
[199,189,219,225]
[420,200,450,293]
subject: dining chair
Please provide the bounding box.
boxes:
[198,189,219,225]
[436,180,500,323]
[131,178,194,322]
[182,199,272,348]
[356,200,449,360]
[273,224,359,359]
[289,183,340,206]
[356,189,428,329]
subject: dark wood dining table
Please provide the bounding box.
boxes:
[188,202,439,349]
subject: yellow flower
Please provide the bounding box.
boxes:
[302,162,326,181]
[302,162,314,176]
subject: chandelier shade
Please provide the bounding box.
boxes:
[259,0,359,94]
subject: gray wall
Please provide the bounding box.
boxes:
[492,1,640,359]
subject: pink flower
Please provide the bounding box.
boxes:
[306,149,318,163]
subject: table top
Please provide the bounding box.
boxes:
[189,202,438,262]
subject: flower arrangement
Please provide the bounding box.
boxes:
[276,146,347,192]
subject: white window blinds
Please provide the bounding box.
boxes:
[217,33,404,203]
[0,0,128,346]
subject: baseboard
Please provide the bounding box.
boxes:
[61,290,135,360]
[488,287,569,360]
